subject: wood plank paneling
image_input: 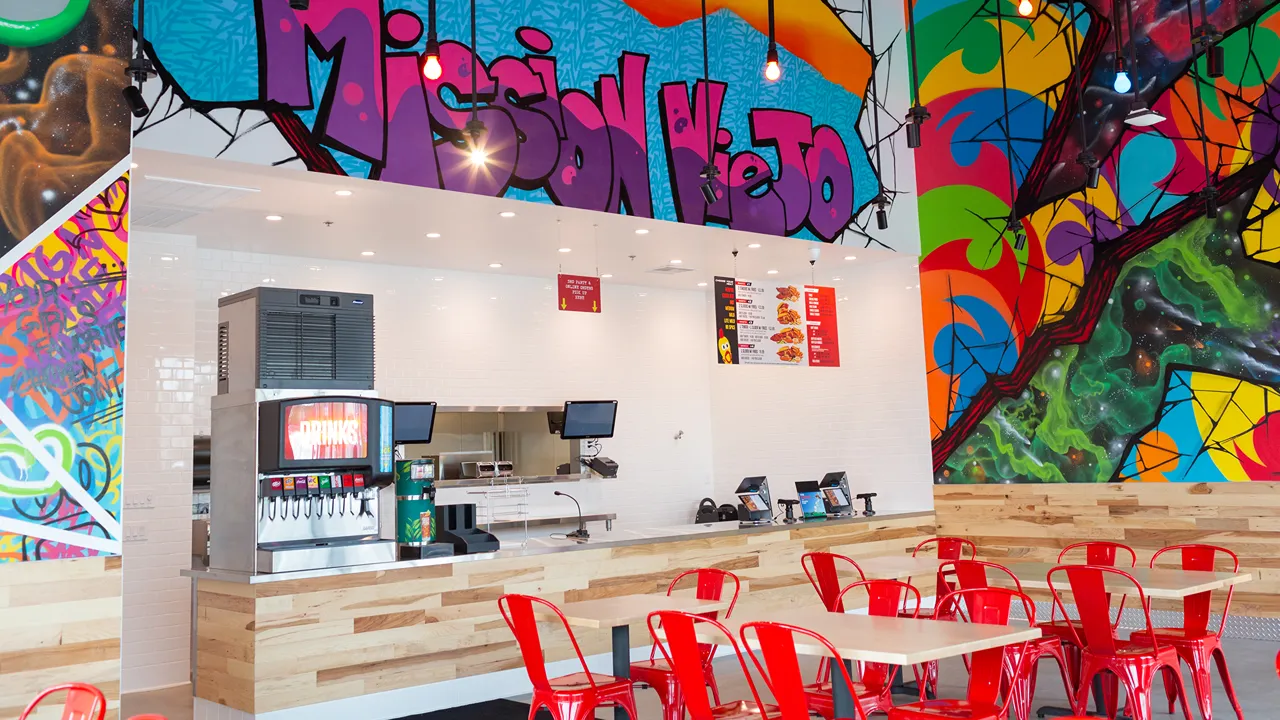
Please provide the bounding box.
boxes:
[0,556,122,720]
[193,513,938,714]
[935,483,1280,615]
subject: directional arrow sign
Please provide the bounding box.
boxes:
[558,274,601,313]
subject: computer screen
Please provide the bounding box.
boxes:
[798,492,826,518]
[738,493,769,513]
[561,401,618,439]
[393,402,437,444]
[822,487,849,507]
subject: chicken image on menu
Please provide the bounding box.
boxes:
[714,276,839,367]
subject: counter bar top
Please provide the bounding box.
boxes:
[184,510,932,585]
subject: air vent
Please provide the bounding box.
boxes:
[646,265,695,275]
[216,323,230,394]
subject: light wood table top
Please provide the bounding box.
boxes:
[545,594,732,629]
[856,555,946,580]
[674,607,1040,666]
[994,562,1252,599]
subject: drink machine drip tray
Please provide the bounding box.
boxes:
[257,536,398,574]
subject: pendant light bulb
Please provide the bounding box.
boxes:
[469,147,488,167]
[1017,0,1035,17]
[764,47,781,82]
[423,54,443,80]
[1113,70,1132,94]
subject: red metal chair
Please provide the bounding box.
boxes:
[886,586,1036,719]
[1038,541,1138,690]
[902,537,977,619]
[646,610,777,719]
[800,552,868,688]
[740,620,870,720]
[1146,544,1244,720]
[803,580,923,719]
[631,569,741,720]
[20,683,106,720]
[1047,565,1194,720]
[944,560,1080,720]
[499,594,640,720]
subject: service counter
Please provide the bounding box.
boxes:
[186,511,937,718]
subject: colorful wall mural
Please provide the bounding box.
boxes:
[0,0,130,561]
[134,0,898,243]
[916,0,1280,482]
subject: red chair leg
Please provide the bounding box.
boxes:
[1074,659,1102,718]
[1213,647,1246,720]
[705,663,722,706]
[1161,663,1179,715]
[1100,672,1120,720]
[1044,642,1083,716]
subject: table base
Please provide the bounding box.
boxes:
[612,625,631,720]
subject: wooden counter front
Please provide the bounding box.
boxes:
[193,512,937,714]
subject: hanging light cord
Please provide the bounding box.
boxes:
[701,0,714,172]
[866,0,885,189]
[1185,0,1213,191]
[428,0,436,42]
[767,0,775,52]
[470,0,478,126]
[1124,0,1142,98]
[1065,1,1090,162]
[993,0,1019,225]
[906,0,923,107]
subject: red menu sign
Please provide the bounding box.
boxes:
[804,285,840,367]
[558,274,601,313]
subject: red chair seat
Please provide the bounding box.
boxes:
[1037,618,1082,639]
[1147,627,1218,643]
[887,698,1004,719]
[631,659,673,673]
[549,672,630,691]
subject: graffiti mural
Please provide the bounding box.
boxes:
[134,0,893,242]
[917,0,1280,482]
[0,0,133,255]
[0,172,128,561]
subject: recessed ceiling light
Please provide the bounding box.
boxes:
[670,259,682,264]
[844,255,856,260]
[601,273,613,278]
[266,215,283,222]
[767,269,779,275]
[638,293,647,297]
[220,291,229,297]
[489,263,503,268]
[499,211,516,218]
[309,266,321,271]
[361,251,375,256]
[160,256,174,262]
[130,162,138,169]
[697,282,708,287]
[334,190,353,197]
[558,247,572,253]
[490,296,498,300]
[426,232,441,239]
[262,277,274,283]
[635,228,649,235]
[748,243,762,249]
[832,277,842,281]
[433,277,443,281]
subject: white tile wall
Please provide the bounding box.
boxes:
[121,231,198,693]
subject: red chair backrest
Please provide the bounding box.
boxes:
[836,579,922,618]
[1058,541,1137,568]
[944,559,1023,592]
[1151,544,1239,637]
[668,567,742,617]
[801,552,865,613]
[498,594,596,693]
[935,587,1037,711]
[648,611,768,720]
[20,683,106,720]
[914,537,977,561]
[1047,565,1159,655]
[740,621,869,720]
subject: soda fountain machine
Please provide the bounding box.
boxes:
[210,287,399,573]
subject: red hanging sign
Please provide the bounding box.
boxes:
[558,274,601,313]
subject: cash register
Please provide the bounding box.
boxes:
[735,476,773,527]
[819,471,853,517]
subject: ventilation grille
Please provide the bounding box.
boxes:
[257,310,375,387]
[646,265,695,275]
[216,323,230,394]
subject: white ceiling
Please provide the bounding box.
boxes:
[130,149,905,290]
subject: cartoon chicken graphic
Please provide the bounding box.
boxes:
[718,329,734,364]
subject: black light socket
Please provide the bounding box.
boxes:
[123,84,149,118]
[1207,44,1225,78]
[905,104,930,149]
[876,206,889,230]
[700,180,718,205]
[1203,185,1220,219]
[906,123,921,149]
[1077,150,1100,189]
[290,0,309,9]
[699,163,720,205]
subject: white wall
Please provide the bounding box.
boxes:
[122,231,198,692]
[709,255,935,514]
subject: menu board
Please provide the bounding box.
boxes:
[714,276,840,367]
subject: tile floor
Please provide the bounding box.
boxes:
[124,636,1275,719]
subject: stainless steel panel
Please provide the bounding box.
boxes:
[256,538,398,573]
[209,399,260,573]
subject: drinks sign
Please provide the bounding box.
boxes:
[714,276,840,367]
[558,274,602,313]
[284,402,370,460]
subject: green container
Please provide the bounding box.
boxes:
[396,459,438,547]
